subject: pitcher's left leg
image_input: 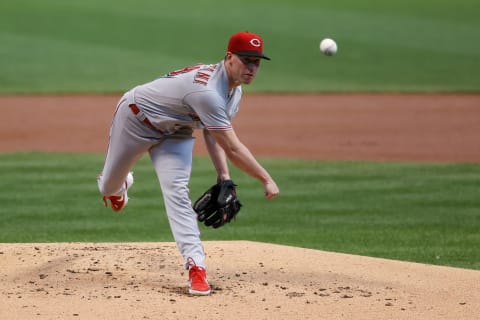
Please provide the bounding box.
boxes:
[150,137,211,295]
[149,137,206,268]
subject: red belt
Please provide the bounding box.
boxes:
[129,104,162,133]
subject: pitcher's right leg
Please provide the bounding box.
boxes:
[98,99,158,211]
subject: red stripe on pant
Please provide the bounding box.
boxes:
[129,104,163,133]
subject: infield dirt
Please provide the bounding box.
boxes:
[0,94,479,319]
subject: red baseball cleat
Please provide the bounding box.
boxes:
[188,265,211,295]
[186,258,211,295]
[102,172,134,212]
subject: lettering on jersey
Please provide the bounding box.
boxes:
[167,63,203,77]
[193,64,218,86]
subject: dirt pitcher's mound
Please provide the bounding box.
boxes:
[1,241,478,320]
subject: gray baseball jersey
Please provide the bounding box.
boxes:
[124,61,242,134]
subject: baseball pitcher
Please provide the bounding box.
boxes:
[97,31,280,295]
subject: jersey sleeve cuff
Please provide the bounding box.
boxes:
[206,125,233,131]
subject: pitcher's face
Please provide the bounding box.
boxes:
[226,52,261,86]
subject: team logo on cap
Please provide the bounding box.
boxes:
[250,38,261,47]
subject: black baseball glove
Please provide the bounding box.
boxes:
[193,180,242,228]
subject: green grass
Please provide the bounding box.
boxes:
[1,0,479,93]
[1,152,479,270]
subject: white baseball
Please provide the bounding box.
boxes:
[320,38,338,56]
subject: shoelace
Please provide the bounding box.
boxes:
[186,257,196,269]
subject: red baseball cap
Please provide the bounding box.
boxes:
[227,31,270,60]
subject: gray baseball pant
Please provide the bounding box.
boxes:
[97,96,206,268]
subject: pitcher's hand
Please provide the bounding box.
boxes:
[264,181,280,200]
